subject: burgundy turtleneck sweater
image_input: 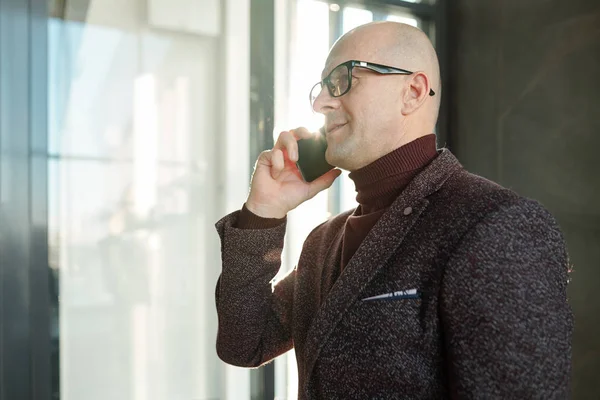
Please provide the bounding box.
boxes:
[236,134,439,271]
[340,134,438,270]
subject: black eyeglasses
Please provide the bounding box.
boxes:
[309,60,435,109]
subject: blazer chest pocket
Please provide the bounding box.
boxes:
[342,287,425,343]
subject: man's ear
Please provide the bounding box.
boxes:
[401,72,431,115]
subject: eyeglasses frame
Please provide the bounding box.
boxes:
[310,59,436,108]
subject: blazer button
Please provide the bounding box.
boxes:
[403,206,413,215]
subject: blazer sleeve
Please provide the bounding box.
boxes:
[441,197,574,399]
[214,210,295,367]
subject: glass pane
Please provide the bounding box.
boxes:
[286,0,329,133]
[340,170,359,212]
[50,161,215,400]
[49,1,223,398]
[386,14,420,28]
[49,27,200,164]
[343,7,373,34]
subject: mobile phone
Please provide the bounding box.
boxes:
[295,128,334,182]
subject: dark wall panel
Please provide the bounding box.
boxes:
[450,1,600,398]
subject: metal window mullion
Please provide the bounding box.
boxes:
[249,0,276,398]
[0,0,34,400]
[29,0,52,398]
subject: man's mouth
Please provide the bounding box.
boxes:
[326,123,347,134]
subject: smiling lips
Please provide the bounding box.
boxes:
[326,122,347,134]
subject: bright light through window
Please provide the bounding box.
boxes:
[386,14,419,28]
[285,0,329,136]
[343,7,373,34]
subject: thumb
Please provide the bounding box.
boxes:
[306,169,342,199]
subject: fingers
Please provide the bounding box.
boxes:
[274,127,317,162]
[274,131,299,162]
[289,127,314,140]
[270,149,285,179]
[307,169,342,199]
[256,149,285,180]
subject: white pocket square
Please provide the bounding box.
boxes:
[361,288,420,302]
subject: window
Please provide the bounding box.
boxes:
[48,0,248,399]
[343,7,373,33]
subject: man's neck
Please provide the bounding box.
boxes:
[348,134,438,213]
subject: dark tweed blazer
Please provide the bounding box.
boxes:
[215,149,573,399]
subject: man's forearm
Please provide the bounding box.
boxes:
[214,210,294,367]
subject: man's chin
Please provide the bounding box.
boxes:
[326,149,352,171]
[325,149,339,168]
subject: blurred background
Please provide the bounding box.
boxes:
[0,0,597,399]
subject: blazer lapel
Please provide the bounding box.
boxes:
[302,197,429,394]
[318,225,344,305]
[302,149,463,397]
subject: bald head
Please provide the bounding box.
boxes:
[313,21,442,171]
[326,22,441,130]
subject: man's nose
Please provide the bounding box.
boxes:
[312,86,340,114]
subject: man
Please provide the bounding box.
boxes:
[215,22,573,399]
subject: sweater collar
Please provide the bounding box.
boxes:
[348,134,439,209]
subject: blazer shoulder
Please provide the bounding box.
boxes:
[440,169,562,236]
[429,168,557,240]
[441,168,521,211]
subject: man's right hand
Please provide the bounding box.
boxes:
[245,127,342,219]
